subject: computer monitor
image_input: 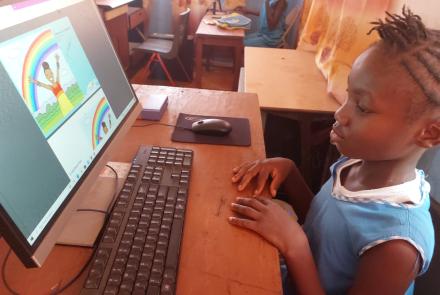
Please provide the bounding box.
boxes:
[0,0,141,267]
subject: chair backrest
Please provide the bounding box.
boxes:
[278,3,303,48]
[169,8,190,58]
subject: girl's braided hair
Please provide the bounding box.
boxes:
[368,6,440,106]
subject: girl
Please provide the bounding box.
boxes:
[229,8,438,295]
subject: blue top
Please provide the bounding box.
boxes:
[258,0,287,46]
[302,157,435,295]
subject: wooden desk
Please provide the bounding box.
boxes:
[0,85,281,295]
[195,14,245,90]
[244,47,340,185]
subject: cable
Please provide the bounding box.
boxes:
[51,249,95,295]
[53,164,120,294]
[1,248,19,295]
[132,122,191,131]
[76,164,119,215]
[76,208,107,214]
[104,164,120,213]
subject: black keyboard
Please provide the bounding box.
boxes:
[81,145,193,295]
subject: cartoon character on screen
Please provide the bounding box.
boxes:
[102,121,109,135]
[28,54,74,116]
[96,121,109,143]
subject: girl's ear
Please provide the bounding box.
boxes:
[416,121,440,148]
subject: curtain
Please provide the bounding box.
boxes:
[297,0,393,103]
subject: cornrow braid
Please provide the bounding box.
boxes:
[368,6,427,49]
[368,6,440,107]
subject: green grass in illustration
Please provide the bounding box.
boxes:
[34,83,84,135]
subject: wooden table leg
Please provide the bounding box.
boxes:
[233,44,243,91]
[266,111,334,189]
[299,117,313,187]
[195,37,203,88]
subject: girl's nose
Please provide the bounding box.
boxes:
[334,102,350,126]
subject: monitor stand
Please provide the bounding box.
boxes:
[56,162,130,247]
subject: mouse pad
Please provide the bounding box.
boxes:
[171,113,251,146]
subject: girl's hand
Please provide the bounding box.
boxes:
[232,158,294,196]
[228,196,306,256]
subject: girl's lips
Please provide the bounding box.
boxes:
[330,127,344,143]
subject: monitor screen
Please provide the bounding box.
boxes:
[0,0,140,267]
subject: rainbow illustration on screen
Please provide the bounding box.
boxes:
[92,97,111,149]
[21,29,58,112]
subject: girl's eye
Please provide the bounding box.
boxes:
[356,104,369,113]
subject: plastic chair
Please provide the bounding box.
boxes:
[134,8,191,86]
[278,3,303,48]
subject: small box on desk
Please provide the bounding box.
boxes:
[139,94,168,121]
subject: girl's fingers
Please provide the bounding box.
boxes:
[232,161,248,173]
[254,169,270,195]
[235,197,267,212]
[232,161,254,174]
[269,171,283,197]
[237,163,259,191]
[228,216,256,231]
[255,196,270,205]
[231,203,260,220]
[232,162,253,183]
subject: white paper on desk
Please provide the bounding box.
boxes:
[95,0,133,8]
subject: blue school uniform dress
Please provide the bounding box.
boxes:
[244,0,287,47]
[298,157,435,295]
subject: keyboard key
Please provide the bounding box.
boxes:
[103,285,118,295]
[107,274,122,286]
[161,281,175,295]
[166,217,184,269]
[183,157,192,167]
[149,273,162,286]
[119,280,134,293]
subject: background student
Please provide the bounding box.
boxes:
[229,8,438,294]
[238,0,288,47]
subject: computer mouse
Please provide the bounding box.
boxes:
[191,118,232,136]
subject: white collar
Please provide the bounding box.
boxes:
[332,159,423,205]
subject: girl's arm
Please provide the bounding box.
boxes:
[283,238,325,295]
[280,162,314,223]
[229,197,325,294]
[28,76,52,90]
[265,0,287,30]
[229,198,420,294]
[349,240,419,294]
